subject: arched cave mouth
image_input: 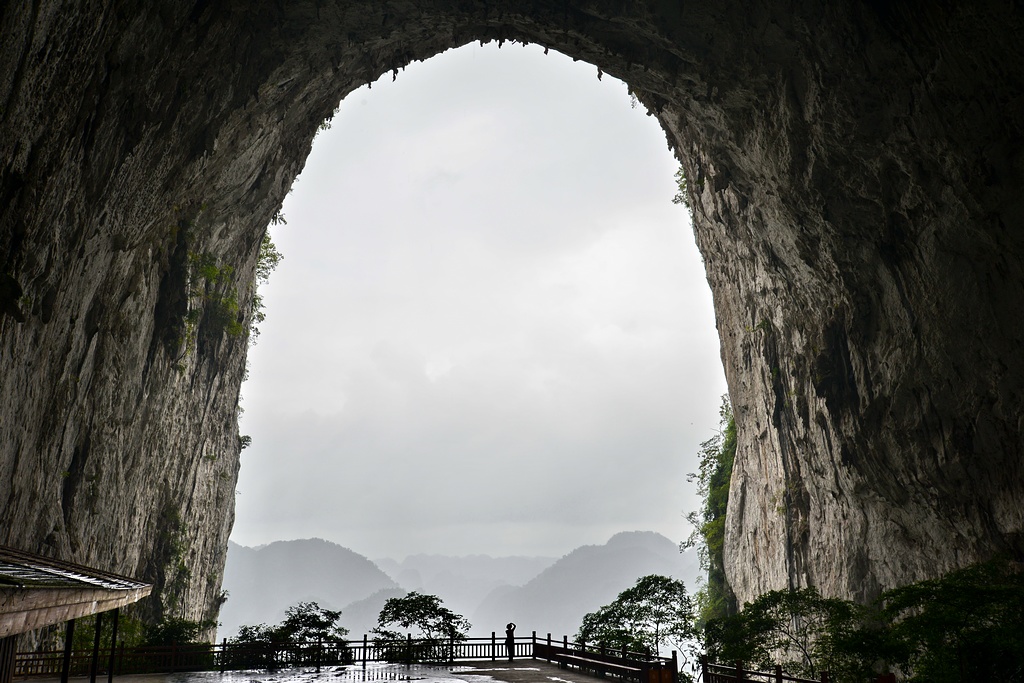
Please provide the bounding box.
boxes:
[231,41,727,562]
[2,1,1021,625]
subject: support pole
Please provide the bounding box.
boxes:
[107,608,119,683]
[1,635,17,683]
[90,612,104,683]
[61,620,76,683]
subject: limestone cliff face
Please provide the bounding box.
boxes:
[0,0,1021,623]
[665,4,1024,603]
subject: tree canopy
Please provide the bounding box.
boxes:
[703,558,1024,682]
[373,591,471,642]
[578,575,696,657]
[227,601,352,670]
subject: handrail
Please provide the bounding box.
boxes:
[14,633,678,679]
[700,657,830,683]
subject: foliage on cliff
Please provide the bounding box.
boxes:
[705,587,866,680]
[684,395,738,625]
[69,612,210,650]
[705,558,1024,682]
[249,229,283,343]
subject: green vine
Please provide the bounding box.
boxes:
[684,395,738,626]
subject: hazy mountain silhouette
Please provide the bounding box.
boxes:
[471,531,699,639]
[219,533,698,642]
[218,539,398,639]
[340,587,408,636]
[373,554,555,622]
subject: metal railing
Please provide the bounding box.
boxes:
[700,657,830,683]
[15,632,677,681]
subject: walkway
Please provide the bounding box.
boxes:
[20,661,604,683]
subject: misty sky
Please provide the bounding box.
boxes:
[231,42,728,561]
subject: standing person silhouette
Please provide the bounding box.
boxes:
[505,622,516,661]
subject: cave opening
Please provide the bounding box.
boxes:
[2,1,1021,628]
[230,42,727,564]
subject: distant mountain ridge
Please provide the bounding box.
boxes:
[220,532,699,641]
[373,553,555,621]
[471,531,698,638]
[218,538,398,639]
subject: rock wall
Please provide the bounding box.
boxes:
[665,3,1024,603]
[0,0,1021,624]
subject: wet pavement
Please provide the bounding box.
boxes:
[20,659,607,683]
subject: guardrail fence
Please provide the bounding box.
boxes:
[700,657,830,683]
[15,632,677,683]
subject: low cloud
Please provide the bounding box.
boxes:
[233,43,727,560]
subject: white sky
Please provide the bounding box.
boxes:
[231,42,727,561]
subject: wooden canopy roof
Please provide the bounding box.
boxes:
[0,546,151,637]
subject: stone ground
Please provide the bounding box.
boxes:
[19,660,607,683]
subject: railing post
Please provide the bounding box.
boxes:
[60,619,75,683]
[363,635,368,669]
[106,608,119,683]
[219,639,227,673]
[118,643,125,677]
[546,634,552,663]
[775,664,782,683]
[491,632,496,662]
[532,631,537,660]
[406,633,412,668]
[821,673,829,683]
[90,612,103,683]
[735,660,743,682]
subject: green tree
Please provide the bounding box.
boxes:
[227,601,351,670]
[705,587,870,681]
[879,558,1024,682]
[703,560,1024,682]
[672,166,691,210]
[578,575,696,657]
[277,601,349,643]
[579,600,645,652]
[69,612,148,651]
[249,229,283,343]
[143,616,213,646]
[372,592,470,662]
[683,395,738,625]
